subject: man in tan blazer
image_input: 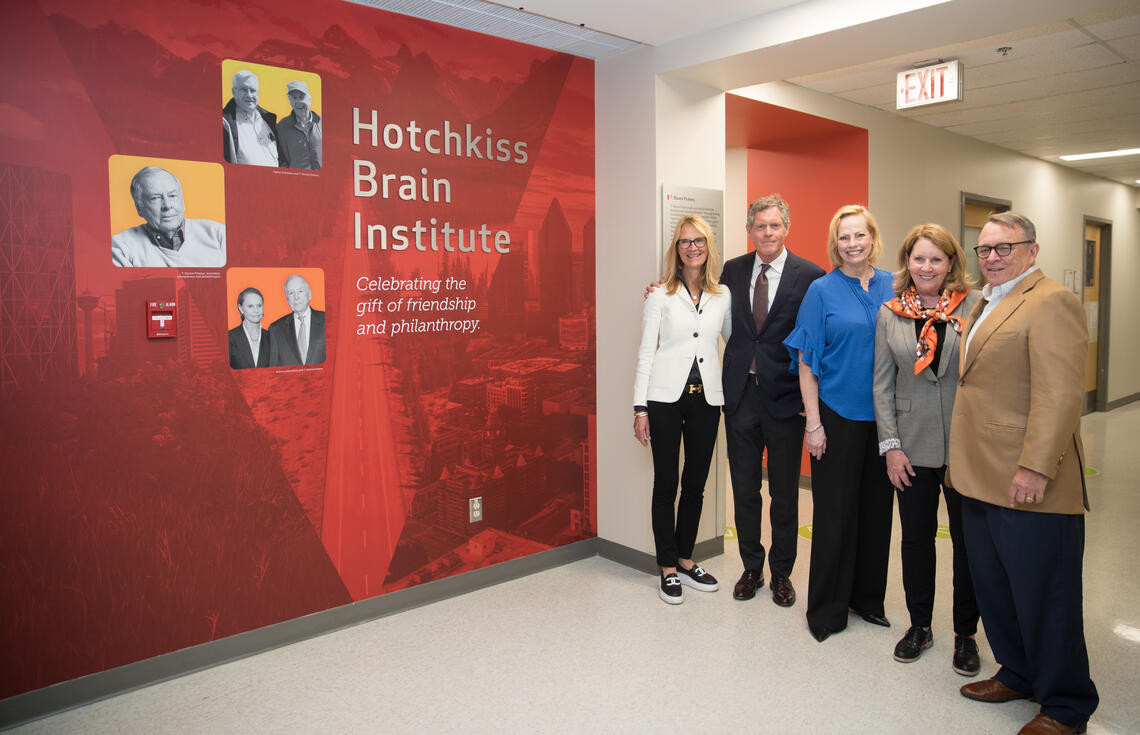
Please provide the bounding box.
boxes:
[948,212,1096,735]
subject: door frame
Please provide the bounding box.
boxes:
[1084,215,1112,413]
[960,192,1012,286]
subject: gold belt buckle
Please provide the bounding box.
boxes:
[688,383,703,394]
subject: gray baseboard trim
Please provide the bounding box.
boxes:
[1106,391,1140,411]
[596,535,725,575]
[0,538,599,731]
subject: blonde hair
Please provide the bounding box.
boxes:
[663,215,723,295]
[826,205,882,269]
[893,223,973,296]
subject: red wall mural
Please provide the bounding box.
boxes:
[0,0,596,699]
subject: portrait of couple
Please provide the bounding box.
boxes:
[222,63,322,171]
[228,273,327,369]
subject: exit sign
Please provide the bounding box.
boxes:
[897,60,962,109]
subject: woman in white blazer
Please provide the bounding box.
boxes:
[872,223,982,673]
[633,215,731,604]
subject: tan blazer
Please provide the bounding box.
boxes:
[947,270,1089,514]
[873,290,980,468]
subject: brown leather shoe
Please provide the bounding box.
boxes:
[960,677,1032,703]
[1017,714,1087,734]
[733,570,764,600]
[770,573,795,606]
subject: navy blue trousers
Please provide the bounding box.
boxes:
[725,379,805,578]
[961,497,1098,726]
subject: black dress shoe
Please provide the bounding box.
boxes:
[733,570,764,600]
[852,608,891,627]
[770,573,795,607]
[809,625,831,642]
[893,626,932,663]
[953,635,981,677]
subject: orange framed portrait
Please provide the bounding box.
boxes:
[221,60,323,122]
[225,267,326,330]
[108,155,226,233]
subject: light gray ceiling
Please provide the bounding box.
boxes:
[787,7,1140,186]
[359,0,1140,187]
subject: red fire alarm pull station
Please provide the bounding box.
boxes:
[147,300,177,338]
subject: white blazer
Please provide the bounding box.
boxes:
[633,285,731,406]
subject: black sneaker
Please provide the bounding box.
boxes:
[893,626,933,663]
[677,564,718,592]
[659,572,684,604]
[953,635,981,676]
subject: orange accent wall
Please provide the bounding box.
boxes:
[727,94,869,475]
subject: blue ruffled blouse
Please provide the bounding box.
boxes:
[784,268,894,421]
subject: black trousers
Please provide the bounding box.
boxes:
[896,465,978,633]
[806,401,894,632]
[648,390,720,568]
[961,498,1098,726]
[725,378,805,577]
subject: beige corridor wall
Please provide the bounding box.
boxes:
[596,51,729,559]
[732,81,1140,404]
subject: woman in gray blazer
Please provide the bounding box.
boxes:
[873,224,982,674]
[633,215,731,604]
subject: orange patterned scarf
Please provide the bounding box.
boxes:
[885,288,968,375]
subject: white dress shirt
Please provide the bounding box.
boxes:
[294,307,312,364]
[241,322,262,365]
[235,110,279,166]
[964,265,1038,359]
[750,246,788,313]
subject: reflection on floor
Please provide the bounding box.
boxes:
[14,404,1140,735]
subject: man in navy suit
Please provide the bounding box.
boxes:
[722,195,825,606]
[269,274,326,367]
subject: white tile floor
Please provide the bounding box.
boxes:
[13,403,1140,734]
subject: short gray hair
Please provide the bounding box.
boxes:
[232,70,258,89]
[129,166,178,205]
[747,194,791,230]
[987,211,1036,243]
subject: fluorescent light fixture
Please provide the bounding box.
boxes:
[1059,148,1140,161]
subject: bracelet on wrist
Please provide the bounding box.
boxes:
[634,411,648,418]
[806,423,823,433]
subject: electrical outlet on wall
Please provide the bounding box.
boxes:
[469,497,483,523]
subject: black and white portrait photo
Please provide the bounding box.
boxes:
[228,287,271,369]
[269,274,326,367]
[222,69,280,167]
[111,165,226,268]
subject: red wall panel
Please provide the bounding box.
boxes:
[0,0,595,699]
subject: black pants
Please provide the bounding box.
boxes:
[725,378,805,577]
[806,401,894,632]
[896,465,978,633]
[962,498,1098,726]
[648,390,720,568]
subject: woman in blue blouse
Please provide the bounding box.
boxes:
[784,204,895,642]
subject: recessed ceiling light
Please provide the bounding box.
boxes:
[1059,148,1140,161]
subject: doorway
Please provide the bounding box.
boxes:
[1083,217,1112,413]
[960,192,1011,287]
